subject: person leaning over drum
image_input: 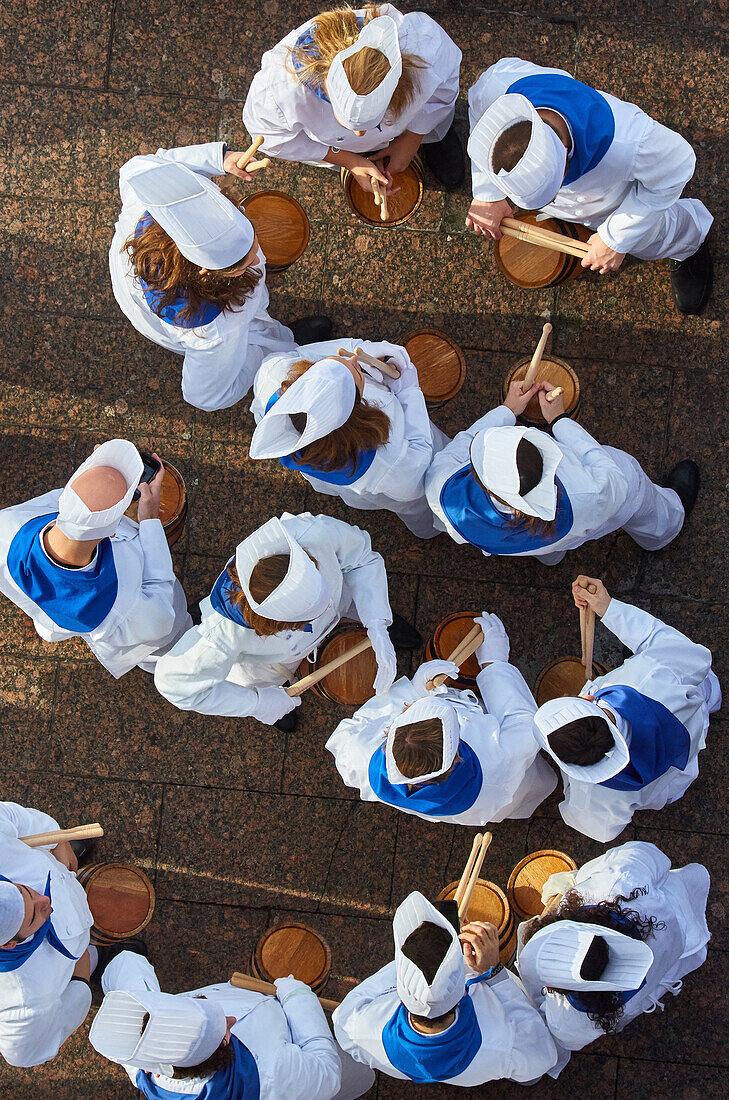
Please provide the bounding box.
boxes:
[333,891,558,1086]
[532,576,721,843]
[425,378,699,565]
[465,58,714,314]
[242,5,464,194]
[516,841,711,1077]
[0,441,190,679]
[154,512,420,730]
[250,339,449,538]
[110,141,330,413]
[326,612,557,823]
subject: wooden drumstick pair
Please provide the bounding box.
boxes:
[454,832,493,920]
[500,217,589,261]
[426,623,484,690]
[577,579,598,681]
[231,971,340,1012]
[523,325,563,402]
[371,178,389,222]
[236,136,271,174]
[20,823,104,847]
[337,346,401,381]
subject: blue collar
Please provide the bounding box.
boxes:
[134,212,222,329]
[209,565,312,633]
[439,467,573,553]
[0,872,79,972]
[291,17,365,102]
[594,685,691,791]
[7,513,118,632]
[368,742,483,817]
[264,391,376,485]
[382,993,481,1083]
[135,1036,260,1100]
[506,74,615,186]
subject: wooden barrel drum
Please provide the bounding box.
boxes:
[494,211,591,289]
[424,612,481,690]
[341,155,424,228]
[124,460,187,548]
[242,191,310,274]
[77,862,155,945]
[507,850,578,921]
[299,623,378,706]
[438,879,517,965]
[502,355,580,428]
[404,329,466,410]
[253,922,332,993]
[534,656,609,708]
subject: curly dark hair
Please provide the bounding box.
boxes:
[521,888,664,1034]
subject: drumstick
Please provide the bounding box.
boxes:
[230,972,340,1013]
[523,323,553,389]
[20,823,104,847]
[458,832,493,920]
[285,636,373,697]
[245,158,271,174]
[237,136,264,171]
[453,833,483,910]
[546,386,563,402]
[426,625,484,690]
[352,346,401,381]
[500,217,589,259]
[576,580,598,679]
[380,187,389,222]
[372,178,382,208]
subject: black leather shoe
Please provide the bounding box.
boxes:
[291,316,333,344]
[274,709,298,733]
[670,240,713,315]
[187,598,203,626]
[663,460,700,519]
[421,124,465,191]
[70,839,95,866]
[388,611,422,650]
[96,938,149,975]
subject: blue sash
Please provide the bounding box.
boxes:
[506,74,615,186]
[0,872,78,972]
[134,1036,260,1100]
[134,212,222,329]
[563,909,648,1013]
[595,685,691,792]
[368,742,483,817]
[209,566,312,633]
[291,18,365,102]
[381,993,482,1084]
[439,467,573,553]
[264,391,376,485]
[7,513,118,632]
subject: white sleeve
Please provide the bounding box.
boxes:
[601,599,712,686]
[243,70,330,164]
[404,16,461,137]
[333,963,396,1066]
[275,988,342,1100]
[153,621,262,718]
[312,516,392,627]
[479,974,558,1082]
[119,142,226,203]
[551,418,630,514]
[380,388,435,500]
[325,678,414,790]
[108,521,177,646]
[180,325,255,412]
[574,840,672,896]
[475,662,541,794]
[0,801,60,845]
[0,981,92,1068]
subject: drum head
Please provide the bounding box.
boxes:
[495,212,569,288]
[345,163,423,227]
[505,356,579,425]
[508,850,578,920]
[534,657,608,707]
[257,923,331,988]
[243,191,310,267]
[404,330,466,405]
[82,864,155,938]
[318,628,378,705]
[125,461,185,530]
[432,613,481,685]
[438,879,509,931]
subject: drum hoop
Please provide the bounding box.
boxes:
[256,922,332,984]
[342,156,424,227]
[403,328,466,401]
[79,863,155,937]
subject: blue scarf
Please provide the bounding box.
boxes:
[209,566,312,633]
[563,909,648,1013]
[291,18,365,102]
[264,391,376,485]
[439,467,573,553]
[506,74,615,186]
[594,685,691,792]
[382,991,482,1084]
[0,872,78,972]
[368,742,483,817]
[134,1036,260,1100]
[7,513,118,632]
[134,212,222,329]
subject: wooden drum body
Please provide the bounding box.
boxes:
[341,155,424,227]
[502,355,580,428]
[495,211,591,289]
[124,460,187,547]
[507,850,578,921]
[534,656,610,708]
[403,329,466,410]
[253,922,332,993]
[298,622,378,706]
[438,880,517,965]
[424,612,481,690]
[77,862,155,945]
[242,191,310,274]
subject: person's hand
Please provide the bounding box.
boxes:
[366,620,397,695]
[349,157,391,196]
[411,659,459,696]
[503,378,544,416]
[275,975,314,1004]
[51,840,78,872]
[465,198,513,239]
[370,132,420,183]
[474,613,509,666]
[581,233,625,275]
[572,575,611,618]
[255,686,301,725]
[538,383,566,423]
[459,921,500,973]
[136,452,164,522]
[223,149,258,183]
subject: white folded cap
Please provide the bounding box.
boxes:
[467,93,567,210]
[533,696,630,783]
[394,891,465,1017]
[470,426,562,520]
[325,15,402,130]
[235,517,330,622]
[522,921,654,992]
[0,883,25,944]
[89,989,227,1076]
[127,160,255,270]
[56,440,144,541]
[386,697,460,784]
[250,360,357,460]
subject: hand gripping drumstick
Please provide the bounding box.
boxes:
[285,636,373,697]
[231,972,340,1013]
[337,346,401,381]
[546,386,563,402]
[372,178,383,208]
[426,624,484,690]
[245,158,271,174]
[237,136,264,171]
[458,832,493,920]
[577,580,598,681]
[20,823,104,847]
[523,322,553,389]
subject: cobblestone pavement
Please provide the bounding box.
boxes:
[0,0,727,1096]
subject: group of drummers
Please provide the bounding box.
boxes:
[0,3,720,1097]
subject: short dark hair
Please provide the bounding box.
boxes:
[516,437,543,496]
[491,120,532,172]
[401,921,453,985]
[392,717,444,779]
[580,935,609,981]
[548,715,614,766]
[289,411,307,434]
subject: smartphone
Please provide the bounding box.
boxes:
[133,452,162,501]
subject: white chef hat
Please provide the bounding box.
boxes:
[89,989,227,1077]
[533,696,630,783]
[234,517,330,622]
[386,697,461,784]
[467,93,568,210]
[0,883,25,944]
[127,160,255,270]
[56,440,144,541]
[521,921,654,992]
[470,426,562,520]
[394,891,465,1017]
[249,360,357,460]
[325,15,403,130]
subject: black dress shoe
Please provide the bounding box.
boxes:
[663,460,700,518]
[421,124,465,191]
[670,240,713,315]
[187,598,203,626]
[274,709,298,733]
[96,938,149,975]
[388,611,422,650]
[291,316,333,344]
[70,839,95,866]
